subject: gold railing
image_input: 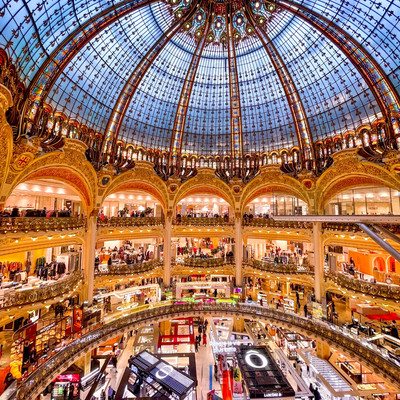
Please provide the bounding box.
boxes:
[173,216,234,226]
[173,257,234,268]
[244,259,314,274]
[97,216,163,227]
[0,217,86,233]
[242,218,312,229]
[15,302,400,400]
[0,271,82,309]
[326,271,400,300]
[95,260,163,275]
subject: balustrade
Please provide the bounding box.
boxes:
[97,216,164,228]
[173,216,234,226]
[242,218,312,229]
[244,259,314,274]
[326,270,400,300]
[95,260,163,275]
[0,217,86,234]
[0,271,82,309]
[173,257,234,268]
[15,302,400,400]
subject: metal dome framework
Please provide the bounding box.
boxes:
[1,0,400,179]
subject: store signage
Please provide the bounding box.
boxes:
[155,365,173,380]
[263,393,282,398]
[38,322,56,335]
[245,350,268,369]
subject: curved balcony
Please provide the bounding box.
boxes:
[15,302,400,400]
[243,218,312,230]
[173,257,234,268]
[0,271,82,309]
[95,260,163,275]
[245,259,314,275]
[97,216,164,228]
[173,216,234,226]
[326,271,400,300]
[0,217,86,234]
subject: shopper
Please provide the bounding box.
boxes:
[304,304,308,317]
[203,332,207,346]
[111,353,118,368]
[390,320,399,339]
[195,340,199,352]
[313,387,321,400]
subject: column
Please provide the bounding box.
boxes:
[82,214,96,305]
[163,217,172,286]
[75,351,91,376]
[313,222,324,302]
[235,215,243,286]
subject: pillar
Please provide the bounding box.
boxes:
[75,351,91,376]
[82,214,96,305]
[313,222,324,302]
[235,216,243,286]
[0,85,14,202]
[316,340,330,360]
[163,217,172,286]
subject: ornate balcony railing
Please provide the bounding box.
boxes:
[95,260,163,276]
[0,217,86,234]
[326,271,400,300]
[0,271,82,309]
[244,259,314,275]
[172,257,234,268]
[173,216,234,226]
[15,302,400,400]
[97,216,164,228]
[242,218,312,230]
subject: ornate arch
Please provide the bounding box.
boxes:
[5,141,98,213]
[100,166,169,212]
[315,149,400,213]
[172,170,236,209]
[240,166,311,213]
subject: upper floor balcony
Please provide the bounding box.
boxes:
[173,216,234,227]
[173,256,234,268]
[95,259,163,275]
[97,216,164,228]
[0,216,86,234]
[0,271,82,309]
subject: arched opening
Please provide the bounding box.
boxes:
[176,194,230,219]
[244,192,308,217]
[324,186,400,215]
[388,256,396,273]
[101,190,163,219]
[373,256,386,272]
[4,178,85,217]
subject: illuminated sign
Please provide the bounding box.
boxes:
[155,365,173,380]
[245,350,268,369]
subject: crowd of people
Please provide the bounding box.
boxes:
[0,207,75,218]
[176,212,229,220]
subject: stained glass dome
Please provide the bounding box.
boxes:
[1,0,399,158]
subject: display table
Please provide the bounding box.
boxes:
[356,304,389,316]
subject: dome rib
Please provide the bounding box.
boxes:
[226,2,244,158]
[102,2,199,160]
[27,0,158,111]
[170,3,214,161]
[275,0,400,141]
[244,3,314,160]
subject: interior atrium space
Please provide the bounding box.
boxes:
[1,0,400,399]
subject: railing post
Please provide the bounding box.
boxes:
[234,213,243,286]
[82,214,97,305]
[312,221,324,302]
[163,216,172,286]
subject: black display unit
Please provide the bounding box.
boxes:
[236,345,295,399]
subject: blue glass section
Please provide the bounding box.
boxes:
[0,0,398,154]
